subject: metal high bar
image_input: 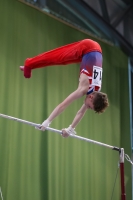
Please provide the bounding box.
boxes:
[0,113,120,152]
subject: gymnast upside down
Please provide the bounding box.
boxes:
[20,39,109,137]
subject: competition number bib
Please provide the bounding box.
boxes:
[92,66,102,87]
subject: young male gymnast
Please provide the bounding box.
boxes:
[20,39,109,137]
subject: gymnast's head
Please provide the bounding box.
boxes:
[84,91,109,113]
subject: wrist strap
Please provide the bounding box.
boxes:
[42,119,51,128]
[65,125,76,135]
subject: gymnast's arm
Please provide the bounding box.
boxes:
[41,74,89,130]
[71,103,88,128]
[61,103,88,137]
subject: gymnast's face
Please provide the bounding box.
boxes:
[84,94,95,110]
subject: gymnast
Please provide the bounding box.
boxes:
[20,39,109,137]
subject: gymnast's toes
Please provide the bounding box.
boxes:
[20,66,24,71]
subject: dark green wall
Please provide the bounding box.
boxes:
[0,0,131,199]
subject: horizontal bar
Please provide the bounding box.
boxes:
[0,113,120,151]
[47,127,112,148]
[0,113,41,127]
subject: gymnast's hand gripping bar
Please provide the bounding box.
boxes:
[0,113,120,152]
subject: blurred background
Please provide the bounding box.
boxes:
[0,0,132,199]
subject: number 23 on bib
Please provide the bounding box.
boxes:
[92,66,102,87]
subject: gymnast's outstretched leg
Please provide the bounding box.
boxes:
[20,39,102,78]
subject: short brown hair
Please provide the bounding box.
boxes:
[93,92,109,113]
